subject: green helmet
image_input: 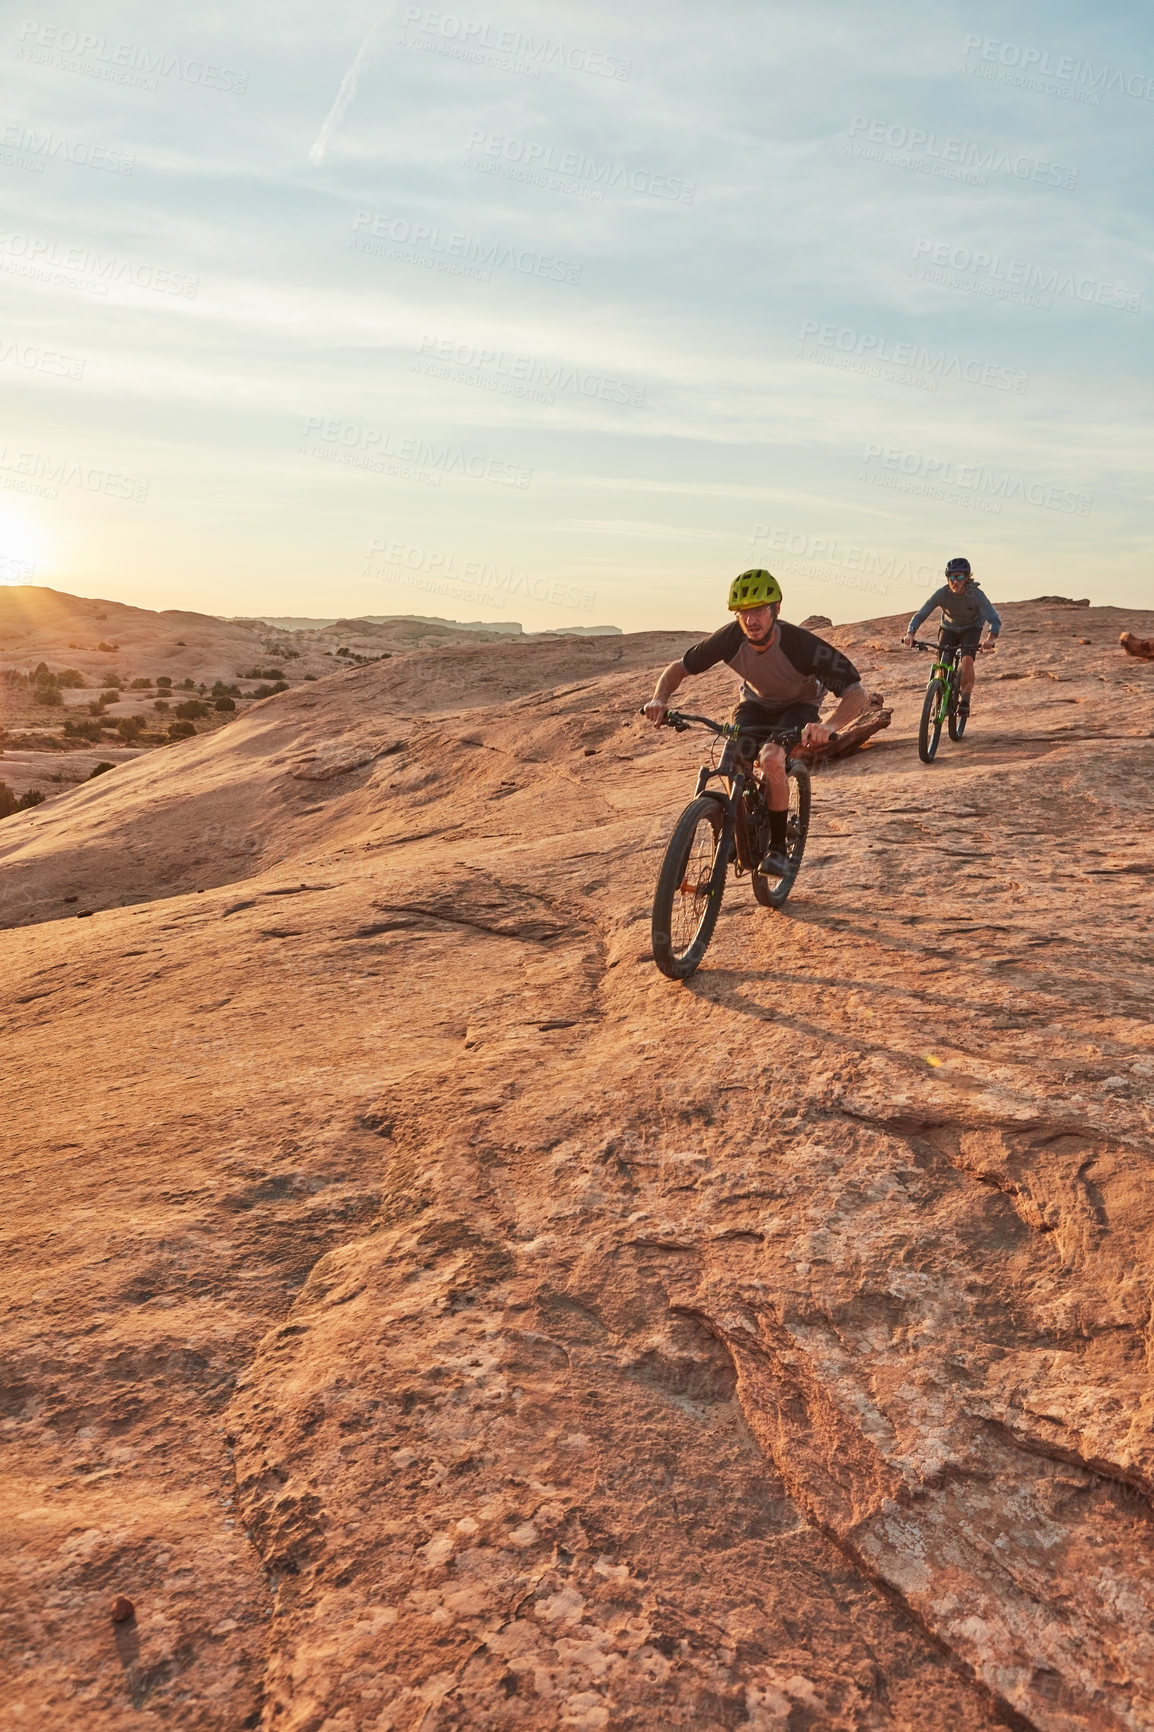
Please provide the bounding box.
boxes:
[728,568,783,611]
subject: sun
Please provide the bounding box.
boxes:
[0,502,48,584]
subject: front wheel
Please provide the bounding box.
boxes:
[651,796,730,980]
[752,764,811,909]
[918,678,945,763]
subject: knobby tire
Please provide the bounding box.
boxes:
[919,678,945,763]
[752,764,811,909]
[652,796,731,980]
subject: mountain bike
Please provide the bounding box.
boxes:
[645,710,832,981]
[913,639,986,763]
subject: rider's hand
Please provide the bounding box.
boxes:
[984,640,997,655]
[901,633,914,647]
[800,722,831,748]
[643,698,667,727]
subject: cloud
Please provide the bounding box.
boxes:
[308,15,387,164]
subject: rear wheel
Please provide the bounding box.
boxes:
[918,678,945,762]
[948,692,968,740]
[651,797,730,980]
[752,765,811,909]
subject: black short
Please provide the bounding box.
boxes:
[939,625,982,658]
[730,699,819,758]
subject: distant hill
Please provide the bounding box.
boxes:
[244,614,622,637]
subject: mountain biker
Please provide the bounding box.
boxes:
[644,569,867,878]
[902,557,1000,717]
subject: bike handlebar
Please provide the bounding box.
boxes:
[638,706,837,746]
[911,638,989,654]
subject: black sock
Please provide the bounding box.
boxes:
[769,809,788,852]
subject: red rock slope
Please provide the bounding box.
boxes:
[3,601,1154,1730]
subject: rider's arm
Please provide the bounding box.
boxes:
[651,660,687,705]
[825,683,868,730]
[976,591,1001,638]
[905,589,944,641]
[646,622,744,724]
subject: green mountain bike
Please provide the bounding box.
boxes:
[913,639,986,763]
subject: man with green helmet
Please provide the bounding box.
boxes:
[644,569,867,877]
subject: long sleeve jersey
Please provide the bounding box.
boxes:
[907,582,1001,639]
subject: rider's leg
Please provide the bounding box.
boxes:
[959,653,976,696]
[756,741,789,853]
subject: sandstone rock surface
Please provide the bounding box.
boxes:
[3,601,1154,1730]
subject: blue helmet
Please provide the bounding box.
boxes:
[945,556,971,579]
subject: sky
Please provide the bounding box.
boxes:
[1,0,1150,633]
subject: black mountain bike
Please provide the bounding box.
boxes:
[646,710,831,981]
[913,639,986,762]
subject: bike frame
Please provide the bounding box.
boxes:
[663,711,800,875]
[914,638,983,722]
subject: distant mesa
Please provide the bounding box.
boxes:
[239,613,623,638]
[1029,595,1090,606]
[799,614,833,630]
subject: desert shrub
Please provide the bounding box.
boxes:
[168,720,196,739]
[213,696,236,712]
[57,669,85,688]
[211,680,240,697]
[156,676,173,688]
[88,761,115,779]
[129,677,152,690]
[117,717,142,742]
[303,673,317,681]
[103,673,123,688]
[174,699,209,719]
[96,640,118,652]
[34,683,63,707]
[64,718,102,742]
[1,784,47,814]
[153,699,170,712]
[177,678,196,690]
[239,666,285,680]
[100,689,119,704]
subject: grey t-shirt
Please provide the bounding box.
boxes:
[681,619,862,709]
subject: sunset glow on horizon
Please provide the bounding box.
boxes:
[2,2,1151,632]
